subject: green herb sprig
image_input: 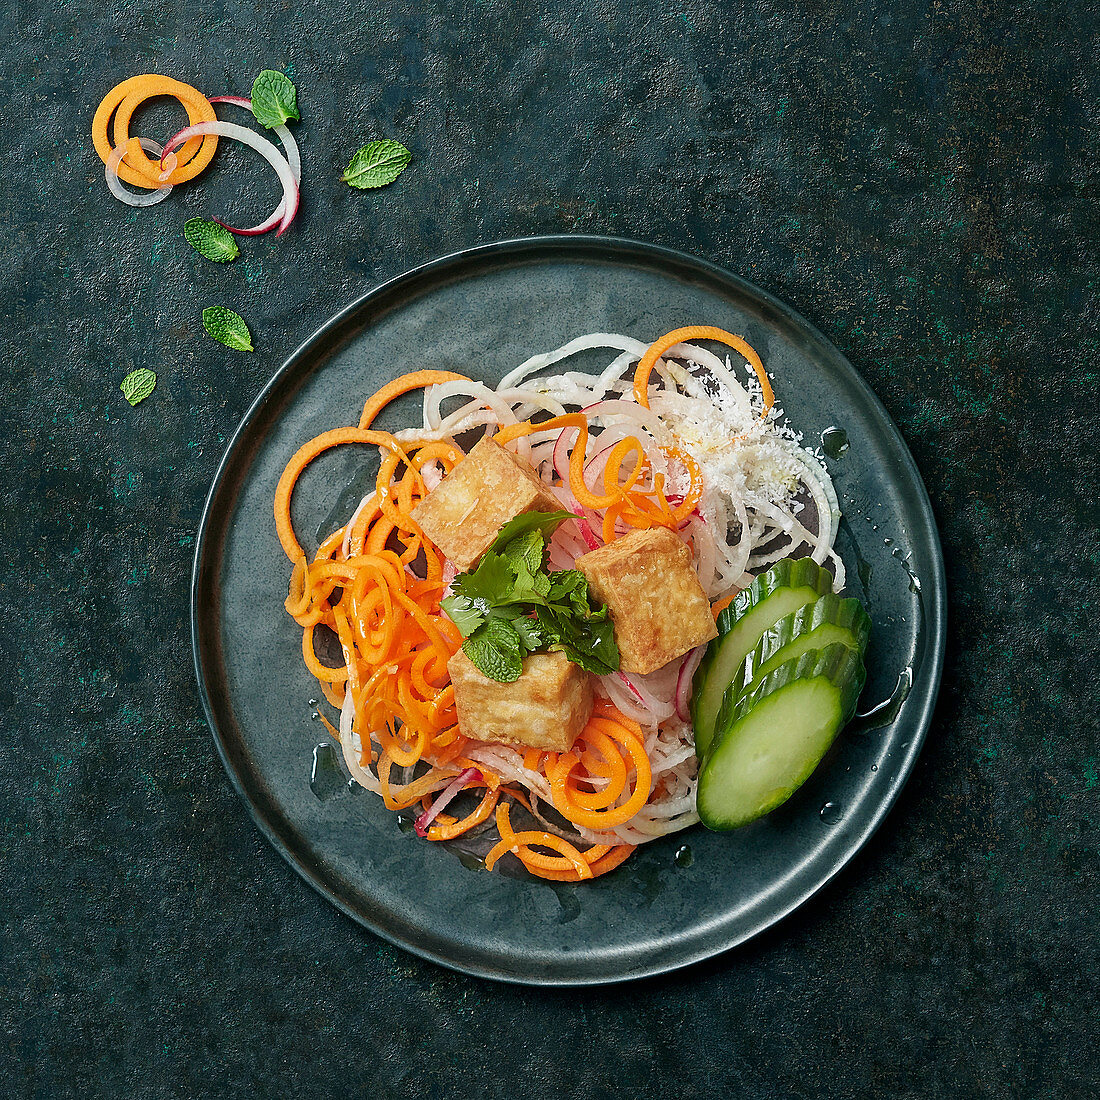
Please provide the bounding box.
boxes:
[202,307,253,351]
[183,218,239,263]
[342,140,412,190]
[251,70,299,129]
[120,368,157,406]
[440,512,620,682]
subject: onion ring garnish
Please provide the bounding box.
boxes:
[207,96,302,235]
[161,120,299,236]
[105,137,176,208]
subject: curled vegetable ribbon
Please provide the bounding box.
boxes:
[93,74,219,189]
[632,325,775,418]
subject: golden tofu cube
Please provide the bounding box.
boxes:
[576,527,718,675]
[410,436,561,570]
[448,649,595,752]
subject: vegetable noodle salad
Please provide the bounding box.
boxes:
[275,326,843,881]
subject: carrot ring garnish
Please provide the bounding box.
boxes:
[92,75,218,189]
[358,370,473,430]
[632,325,774,417]
[274,427,406,562]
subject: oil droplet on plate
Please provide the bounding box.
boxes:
[849,667,913,734]
[674,845,694,868]
[820,801,842,825]
[310,742,347,802]
[821,426,850,459]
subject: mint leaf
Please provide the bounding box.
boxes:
[202,306,253,352]
[439,593,485,639]
[251,70,299,129]
[120,368,156,406]
[183,218,239,263]
[463,617,524,682]
[342,140,412,190]
[491,510,573,553]
[500,529,545,575]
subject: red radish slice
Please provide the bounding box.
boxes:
[571,509,601,551]
[207,96,301,235]
[161,120,299,236]
[617,671,646,704]
[675,646,706,721]
[552,427,573,483]
[105,137,177,207]
[414,768,481,836]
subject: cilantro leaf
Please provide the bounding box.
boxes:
[439,593,484,639]
[491,510,574,552]
[183,218,239,263]
[463,617,524,682]
[342,140,412,190]
[202,307,253,352]
[449,550,515,605]
[120,368,156,406]
[506,611,548,651]
[509,563,552,605]
[251,70,299,129]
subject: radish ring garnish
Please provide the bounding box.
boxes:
[105,137,177,208]
[207,96,301,235]
[161,119,299,236]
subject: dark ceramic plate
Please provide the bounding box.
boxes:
[192,236,945,985]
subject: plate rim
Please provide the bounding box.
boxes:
[191,234,947,985]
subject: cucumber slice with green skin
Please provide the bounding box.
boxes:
[728,594,871,707]
[698,644,866,831]
[691,557,833,759]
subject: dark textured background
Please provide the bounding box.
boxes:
[2,1,1098,1097]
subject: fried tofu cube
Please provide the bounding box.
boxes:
[448,649,595,752]
[410,436,561,570]
[576,527,718,675]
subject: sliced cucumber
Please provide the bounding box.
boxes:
[697,644,866,830]
[729,594,871,706]
[690,557,833,759]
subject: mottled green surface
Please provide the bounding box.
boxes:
[1,1,1097,1097]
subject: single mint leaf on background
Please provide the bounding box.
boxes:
[491,510,573,552]
[342,140,412,190]
[463,617,524,682]
[250,70,299,128]
[202,307,253,352]
[119,368,156,406]
[183,218,239,263]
